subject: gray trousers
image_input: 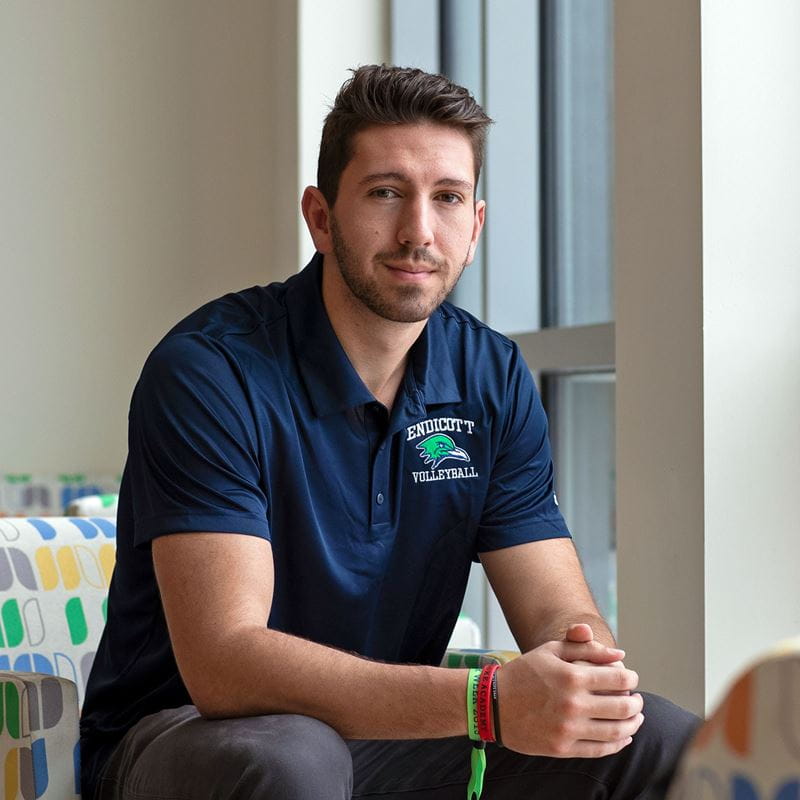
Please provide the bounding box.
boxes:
[94,692,699,799]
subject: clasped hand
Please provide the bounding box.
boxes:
[496,623,644,758]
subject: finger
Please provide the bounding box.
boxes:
[581,660,634,696]
[579,713,644,743]
[583,664,639,694]
[585,693,644,721]
[558,640,626,664]
[565,623,594,643]
[568,736,634,759]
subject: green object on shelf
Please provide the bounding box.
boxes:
[5,474,32,484]
[58,473,87,483]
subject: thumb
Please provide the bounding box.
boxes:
[565,623,594,643]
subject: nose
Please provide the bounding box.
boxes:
[397,196,434,250]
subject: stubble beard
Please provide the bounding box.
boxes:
[329,214,467,324]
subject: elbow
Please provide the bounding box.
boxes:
[194,700,231,720]
[188,682,247,720]
[180,665,241,719]
[172,625,280,718]
[181,665,276,720]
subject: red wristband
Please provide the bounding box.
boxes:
[477,664,499,742]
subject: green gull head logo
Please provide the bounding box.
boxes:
[416,433,471,470]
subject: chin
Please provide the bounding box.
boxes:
[371,296,445,324]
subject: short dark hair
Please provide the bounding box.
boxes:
[317,64,493,206]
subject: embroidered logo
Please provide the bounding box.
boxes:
[416,433,471,470]
[406,417,480,484]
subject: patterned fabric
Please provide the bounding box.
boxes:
[0,517,116,799]
[442,649,520,668]
[667,637,800,800]
[1,673,79,800]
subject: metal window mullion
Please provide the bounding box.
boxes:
[512,322,615,373]
[484,0,542,335]
[441,0,486,320]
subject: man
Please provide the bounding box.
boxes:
[81,65,697,799]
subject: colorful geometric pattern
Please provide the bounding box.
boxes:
[667,638,800,800]
[1,673,79,800]
[0,517,116,799]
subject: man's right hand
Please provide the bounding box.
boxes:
[495,638,644,758]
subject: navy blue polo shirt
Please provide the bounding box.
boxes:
[80,253,569,791]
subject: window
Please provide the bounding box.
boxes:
[392,0,616,645]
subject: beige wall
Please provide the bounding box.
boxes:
[1,1,387,475]
[615,0,800,713]
[614,0,706,712]
[298,0,390,266]
[1,1,299,473]
[701,0,800,709]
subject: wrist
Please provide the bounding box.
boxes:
[466,664,501,744]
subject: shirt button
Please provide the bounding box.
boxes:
[376,492,385,505]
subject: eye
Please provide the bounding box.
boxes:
[436,192,463,205]
[369,187,400,199]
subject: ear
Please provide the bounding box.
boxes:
[465,199,486,266]
[301,186,334,254]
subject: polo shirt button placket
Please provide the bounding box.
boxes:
[371,432,391,525]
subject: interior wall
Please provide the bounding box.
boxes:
[297,0,390,266]
[0,1,298,474]
[616,0,800,713]
[614,0,706,713]
[702,0,800,708]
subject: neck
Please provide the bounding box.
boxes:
[321,258,426,411]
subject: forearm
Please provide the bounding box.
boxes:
[186,624,467,740]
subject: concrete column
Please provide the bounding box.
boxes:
[615,0,800,713]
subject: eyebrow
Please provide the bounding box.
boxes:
[358,172,474,192]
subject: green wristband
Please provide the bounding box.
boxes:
[466,668,481,742]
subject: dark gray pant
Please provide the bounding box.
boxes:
[94,692,699,799]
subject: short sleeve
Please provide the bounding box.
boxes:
[127,332,270,547]
[475,345,570,552]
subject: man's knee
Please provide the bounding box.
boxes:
[104,710,353,800]
[635,692,701,759]
[216,714,354,799]
[618,692,702,797]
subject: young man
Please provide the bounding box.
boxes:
[81,65,698,799]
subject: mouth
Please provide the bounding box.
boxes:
[383,262,437,282]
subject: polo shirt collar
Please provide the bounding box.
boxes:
[406,306,462,408]
[287,253,461,418]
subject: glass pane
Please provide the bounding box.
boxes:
[542,0,614,327]
[545,372,617,633]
